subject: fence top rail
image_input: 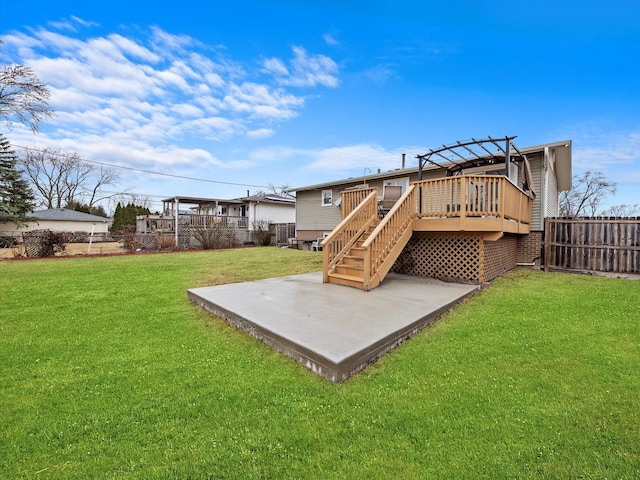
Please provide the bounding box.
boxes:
[548,217,640,223]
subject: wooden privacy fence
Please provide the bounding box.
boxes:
[545,217,640,274]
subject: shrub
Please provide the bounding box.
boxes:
[156,234,176,251]
[38,230,67,257]
[193,224,236,249]
[122,225,143,253]
[0,235,15,248]
[252,220,272,246]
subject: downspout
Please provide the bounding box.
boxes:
[505,138,511,180]
[542,147,549,230]
[174,196,179,248]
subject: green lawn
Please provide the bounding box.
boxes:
[1,248,639,478]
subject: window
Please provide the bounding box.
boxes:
[383,177,410,195]
[321,189,333,206]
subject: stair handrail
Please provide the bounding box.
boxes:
[321,188,378,282]
[361,184,416,286]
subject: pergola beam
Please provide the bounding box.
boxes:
[418,135,519,179]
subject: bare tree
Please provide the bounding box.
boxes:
[1,46,54,133]
[19,147,120,209]
[601,204,640,217]
[108,192,151,214]
[559,171,617,217]
[265,183,294,198]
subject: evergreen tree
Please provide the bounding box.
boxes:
[111,202,123,233]
[0,133,35,225]
[110,202,150,233]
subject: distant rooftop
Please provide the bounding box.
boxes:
[33,208,110,223]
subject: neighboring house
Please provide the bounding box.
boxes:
[136,193,295,234]
[0,208,111,236]
[290,139,572,290]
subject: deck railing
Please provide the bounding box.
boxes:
[341,187,377,218]
[413,175,531,231]
[322,189,378,282]
[137,214,249,233]
[361,185,416,288]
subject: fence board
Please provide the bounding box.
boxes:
[545,217,640,274]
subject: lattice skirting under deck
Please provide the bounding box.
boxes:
[391,232,518,283]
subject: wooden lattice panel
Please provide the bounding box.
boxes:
[21,230,44,258]
[482,235,518,282]
[392,232,483,283]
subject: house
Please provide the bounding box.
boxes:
[0,208,111,236]
[290,138,572,290]
[136,193,295,237]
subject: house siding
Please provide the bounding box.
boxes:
[0,219,110,235]
[295,170,437,238]
[250,202,295,227]
[526,154,544,232]
[296,189,343,234]
[545,150,559,219]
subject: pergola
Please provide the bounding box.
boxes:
[416,135,535,198]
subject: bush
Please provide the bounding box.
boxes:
[122,225,143,253]
[252,220,272,246]
[38,230,67,257]
[193,224,236,249]
[0,236,15,248]
[156,234,176,251]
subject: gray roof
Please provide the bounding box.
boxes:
[237,194,295,204]
[33,208,110,223]
[289,140,572,192]
[161,194,295,205]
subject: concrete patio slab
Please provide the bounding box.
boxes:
[188,272,479,383]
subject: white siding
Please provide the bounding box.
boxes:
[545,150,559,219]
[526,155,544,231]
[250,202,295,226]
[0,219,110,235]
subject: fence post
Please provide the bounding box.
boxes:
[544,217,551,272]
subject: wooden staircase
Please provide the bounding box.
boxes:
[327,220,379,289]
[323,185,416,291]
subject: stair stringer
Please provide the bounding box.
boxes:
[364,223,414,291]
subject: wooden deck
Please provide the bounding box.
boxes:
[323,175,533,291]
[137,214,248,233]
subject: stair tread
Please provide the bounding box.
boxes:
[338,264,364,271]
[328,272,364,283]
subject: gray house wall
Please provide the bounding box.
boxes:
[293,141,571,241]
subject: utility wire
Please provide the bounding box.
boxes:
[13,144,270,189]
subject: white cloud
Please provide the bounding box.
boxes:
[573,131,640,170]
[248,143,422,175]
[1,23,341,174]
[247,128,275,139]
[262,57,289,76]
[171,103,204,118]
[264,46,339,88]
[323,33,340,46]
[364,64,397,85]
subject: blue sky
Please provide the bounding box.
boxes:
[2,0,639,213]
